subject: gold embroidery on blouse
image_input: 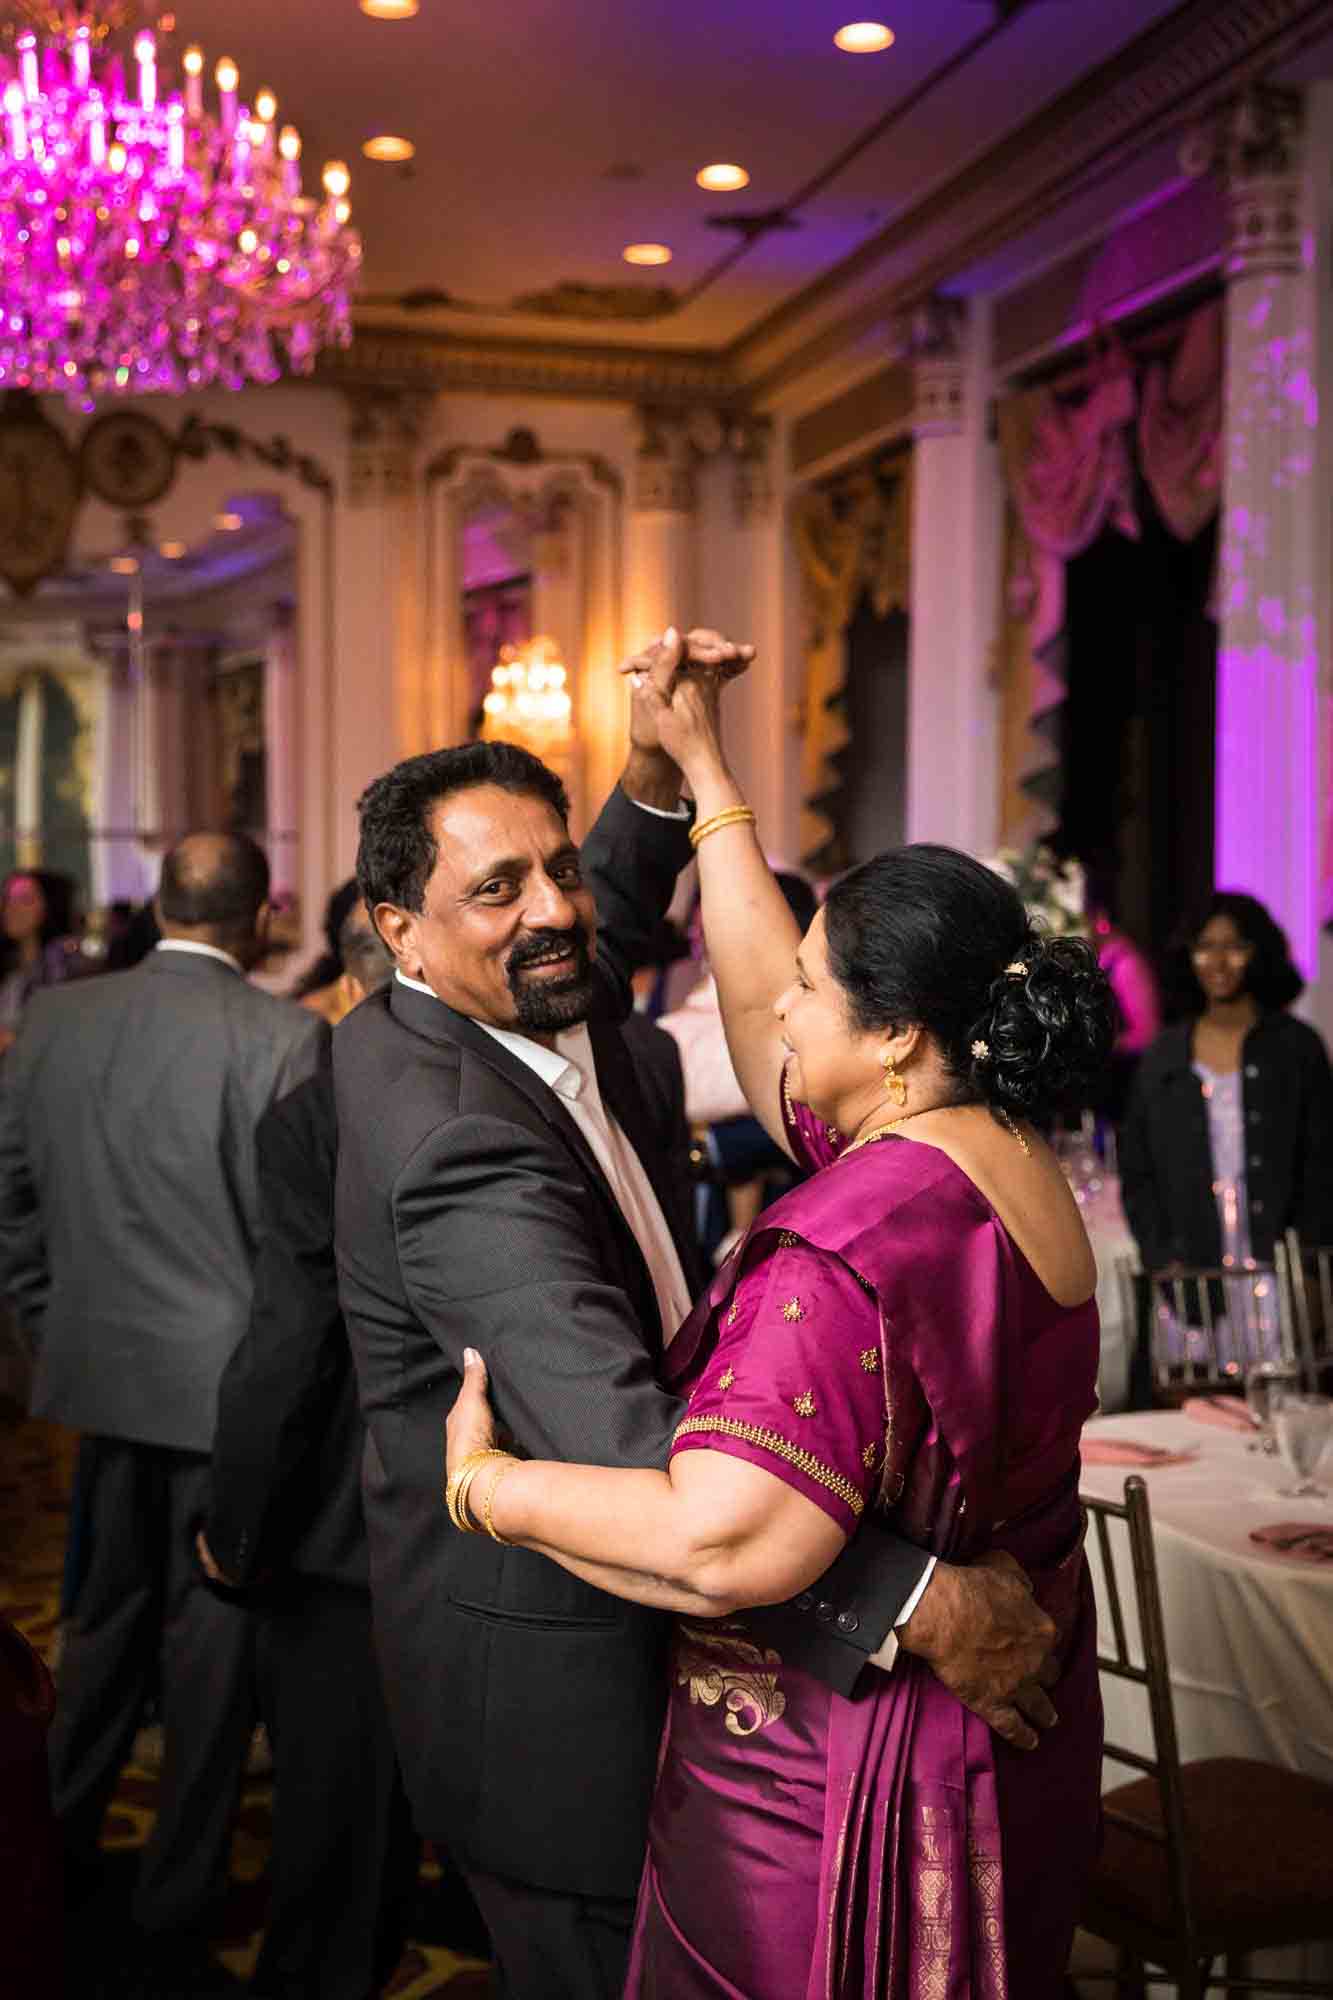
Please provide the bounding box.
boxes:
[913,1805,953,2000]
[862,1441,878,1469]
[675,1626,786,1736]
[781,1297,805,1322]
[778,1230,799,1248]
[717,1368,735,1392]
[859,1348,880,1373]
[726,1301,739,1326]
[673,1415,864,1516]
[793,1389,817,1418]
[968,1836,1007,1996]
[782,1066,798,1127]
[826,1125,840,1146]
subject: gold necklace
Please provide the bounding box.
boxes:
[839,1104,1032,1159]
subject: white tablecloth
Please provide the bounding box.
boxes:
[1080,1410,1333,1985]
[1080,1180,1137,1414]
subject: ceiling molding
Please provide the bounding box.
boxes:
[328,0,1333,412]
[320,324,741,410]
[732,0,1333,403]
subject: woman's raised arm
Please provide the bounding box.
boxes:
[630,638,802,1154]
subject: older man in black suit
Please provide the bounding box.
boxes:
[0,833,327,1996]
[334,633,1058,1999]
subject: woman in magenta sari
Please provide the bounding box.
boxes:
[446,661,1115,1997]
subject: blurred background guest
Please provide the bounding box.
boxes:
[659,869,818,1262]
[0,869,80,1053]
[1085,869,1162,1127]
[1120,890,1333,1287]
[290,880,361,1025]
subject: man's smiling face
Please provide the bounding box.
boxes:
[376,783,597,1039]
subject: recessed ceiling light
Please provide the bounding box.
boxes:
[108,555,139,574]
[159,541,187,559]
[623,242,672,266]
[696,163,750,192]
[362,134,415,162]
[834,21,895,52]
[359,0,418,15]
[215,512,243,532]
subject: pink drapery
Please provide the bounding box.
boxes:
[998,302,1224,835]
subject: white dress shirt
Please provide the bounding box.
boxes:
[154,939,245,975]
[396,972,693,1346]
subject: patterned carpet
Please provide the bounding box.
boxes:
[0,1409,491,1997]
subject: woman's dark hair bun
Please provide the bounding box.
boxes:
[967,932,1116,1125]
[822,845,1117,1129]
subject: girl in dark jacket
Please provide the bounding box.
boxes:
[1121,892,1333,1286]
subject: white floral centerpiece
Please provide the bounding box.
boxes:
[982,844,1088,937]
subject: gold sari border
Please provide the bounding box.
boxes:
[673,1414,865,1517]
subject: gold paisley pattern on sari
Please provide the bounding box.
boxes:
[675,1625,787,1737]
[913,1804,953,2000]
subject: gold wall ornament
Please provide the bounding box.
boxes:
[0,394,79,596]
[792,455,912,868]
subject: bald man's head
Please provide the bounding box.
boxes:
[157,832,271,964]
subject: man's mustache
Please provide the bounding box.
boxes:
[506,925,593,980]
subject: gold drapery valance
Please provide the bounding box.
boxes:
[792,455,912,867]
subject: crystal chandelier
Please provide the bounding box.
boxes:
[0,2,362,405]
[482,637,573,746]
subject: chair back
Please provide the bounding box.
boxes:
[1121,1262,1289,1398]
[1279,1230,1333,1391]
[1083,1476,1198,1952]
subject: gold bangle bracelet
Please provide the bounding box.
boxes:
[446,1448,509,1533]
[481,1455,516,1546]
[689,805,756,851]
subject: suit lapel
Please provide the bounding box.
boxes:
[389,982,663,1344]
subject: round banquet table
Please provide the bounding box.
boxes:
[1079,1409,1333,1987]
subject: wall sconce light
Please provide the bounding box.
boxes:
[481,635,573,748]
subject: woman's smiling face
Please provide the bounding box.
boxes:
[772,908,883,1124]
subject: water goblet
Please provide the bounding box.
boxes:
[1270,1392,1333,1499]
[1244,1359,1301,1452]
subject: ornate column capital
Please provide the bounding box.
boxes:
[904,295,968,437]
[1180,84,1305,280]
[730,414,774,525]
[633,406,697,513]
[342,385,431,505]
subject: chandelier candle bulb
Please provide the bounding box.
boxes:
[4,82,27,162]
[71,28,90,90]
[18,35,37,102]
[134,32,156,115]
[182,45,203,119]
[215,56,238,137]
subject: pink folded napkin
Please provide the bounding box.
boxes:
[1183,1396,1258,1434]
[1250,1522,1333,1562]
[1080,1437,1199,1468]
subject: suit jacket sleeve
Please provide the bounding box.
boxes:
[1293,1023,1333,1244]
[1118,1061,1167,1272]
[580,784,694,1026]
[206,1081,343,1584]
[273,1009,332,1097]
[0,1006,50,1337]
[396,1112,683,1467]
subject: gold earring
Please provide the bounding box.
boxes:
[882,1050,907,1107]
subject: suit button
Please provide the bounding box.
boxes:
[836,1611,859,1634]
[815,1600,834,1622]
[1252,1199,1265,1215]
[794,1591,813,1611]
[1245,1064,1259,1079]
[1250,1157,1262,1171]
[1249,1110,1262,1125]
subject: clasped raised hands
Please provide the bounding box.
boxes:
[623,625,754,780]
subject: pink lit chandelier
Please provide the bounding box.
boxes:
[0,2,362,405]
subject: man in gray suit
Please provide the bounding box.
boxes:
[0,833,327,1995]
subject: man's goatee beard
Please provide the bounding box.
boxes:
[507,928,595,1033]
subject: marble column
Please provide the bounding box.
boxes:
[263,600,300,900]
[626,408,697,650]
[14,672,45,870]
[1215,85,1331,983]
[88,634,145,903]
[905,298,1002,854]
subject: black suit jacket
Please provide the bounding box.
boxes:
[206,1070,366,1590]
[334,786,925,1897]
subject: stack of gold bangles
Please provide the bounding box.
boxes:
[689,804,755,851]
[446,1447,517,1545]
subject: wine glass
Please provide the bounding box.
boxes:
[1244,1359,1301,1452]
[1271,1392,1333,1498]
